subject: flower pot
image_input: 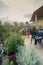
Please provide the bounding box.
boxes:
[8,54,18,65]
[8,55,16,63]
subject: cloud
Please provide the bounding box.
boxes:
[0,0,9,14]
[0,0,43,22]
[0,0,10,19]
[2,0,35,12]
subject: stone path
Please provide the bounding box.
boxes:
[2,56,9,65]
[24,35,43,57]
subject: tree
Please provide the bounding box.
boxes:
[20,22,24,28]
[13,22,18,26]
[3,22,12,39]
[0,21,4,39]
[24,21,29,35]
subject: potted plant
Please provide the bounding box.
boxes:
[4,34,24,63]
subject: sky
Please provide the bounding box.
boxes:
[0,0,43,22]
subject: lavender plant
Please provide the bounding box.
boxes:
[16,45,43,65]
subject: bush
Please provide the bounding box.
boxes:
[4,34,24,55]
[16,45,43,65]
[10,61,14,65]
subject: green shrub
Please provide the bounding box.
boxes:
[4,34,24,54]
[16,45,43,65]
[10,61,14,65]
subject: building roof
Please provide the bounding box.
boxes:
[31,6,43,21]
